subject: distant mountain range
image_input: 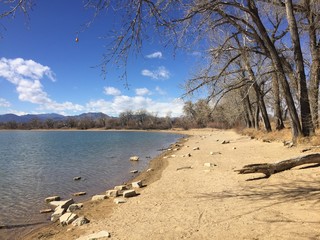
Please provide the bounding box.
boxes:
[0,112,111,123]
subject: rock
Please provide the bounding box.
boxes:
[73,176,81,181]
[60,212,78,226]
[51,206,66,222]
[130,169,138,173]
[204,163,216,167]
[49,199,74,209]
[130,156,139,161]
[67,203,83,212]
[40,209,53,214]
[72,192,86,196]
[113,198,127,204]
[193,147,200,150]
[91,195,107,201]
[221,140,230,144]
[131,180,143,188]
[114,198,127,204]
[77,230,110,240]
[187,153,192,157]
[232,147,236,150]
[106,189,119,198]
[146,168,153,172]
[114,185,127,191]
[72,216,90,226]
[45,195,60,203]
[123,189,137,198]
[170,154,176,158]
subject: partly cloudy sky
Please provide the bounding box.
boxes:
[0,1,198,117]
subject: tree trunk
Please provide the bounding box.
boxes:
[285,0,314,136]
[248,0,302,140]
[240,88,253,128]
[236,153,320,179]
[272,72,285,130]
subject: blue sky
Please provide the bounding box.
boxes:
[0,1,201,117]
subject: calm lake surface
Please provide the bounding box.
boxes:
[0,130,182,238]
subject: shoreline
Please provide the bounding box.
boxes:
[20,130,188,240]
[8,128,320,239]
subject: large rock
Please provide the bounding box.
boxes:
[130,156,139,161]
[114,185,127,191]
[51,206,65,222]
[67,203,83,212]
[59,212,78,226]
[131,180,143,188]
[72,192,86,196]
[76,230,110,240]
[106,189,119,198]
[72,216,90,226]
[45,195,60,203]
[123,189,137,198]
[91,195,107,201]
[49,198,74,209]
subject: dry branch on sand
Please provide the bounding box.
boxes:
[236,153,320,179]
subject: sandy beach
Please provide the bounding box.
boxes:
[23,128,320,240]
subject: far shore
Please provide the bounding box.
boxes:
[9,128,320,239]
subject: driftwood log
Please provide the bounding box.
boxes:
[235,153,320,178]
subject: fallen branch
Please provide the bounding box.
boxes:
[235,153,320,178]
[176,166,192,171]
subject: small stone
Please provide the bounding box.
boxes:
[114,198,127,204]
[130,170,138,174]
[193,147,200,150]
[40,209,53,214]
[72,216,90,226]
[91,195,107,201]
[232,147,236,150]
[221,140,230,144]
[146,168,153,172]
[171,154,176,158]
[72,192,86,196]
[60,212,78,226]
[45,195,60,203]
[73,176,81,181]
[132,180,143,188]
[123,189,137,198]
[67,203,83,212]
[114,185,127,191]
[130,156,139,161]
[106,189,119,198]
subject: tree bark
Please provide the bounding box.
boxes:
[285,0,314,136]
[272,72,285,130]
[236,153,320,178]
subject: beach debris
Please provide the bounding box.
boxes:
[130,156,139,161]
[114,197,127,204]
[204,163,216,167]
[176,166,192,171]
[76,230,111,240]
[60,212,78,226]
[73,176,81,181]
[114,185,127,191]
[122,189,137,198]
[45,195,60,203]
[106,189,119,198]
[132,180,143,188]
[193,147,200,150]
[72,191,86,196]
[221,140,230,144]
[40,209,53,214]
[130,169,138,174]
[67,203,83,212]
[72,216,90,227]
[91,195,107,201]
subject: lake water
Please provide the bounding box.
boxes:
[0,130,183,239]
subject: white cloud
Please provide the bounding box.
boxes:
[155,86,166,95]
[141,66,170,80]
[104,86,121,96]
[86,96,184,117]
[0,98,11,107]
[146,51,163,59]
[0,57,83,114]
[135,88,151,96]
